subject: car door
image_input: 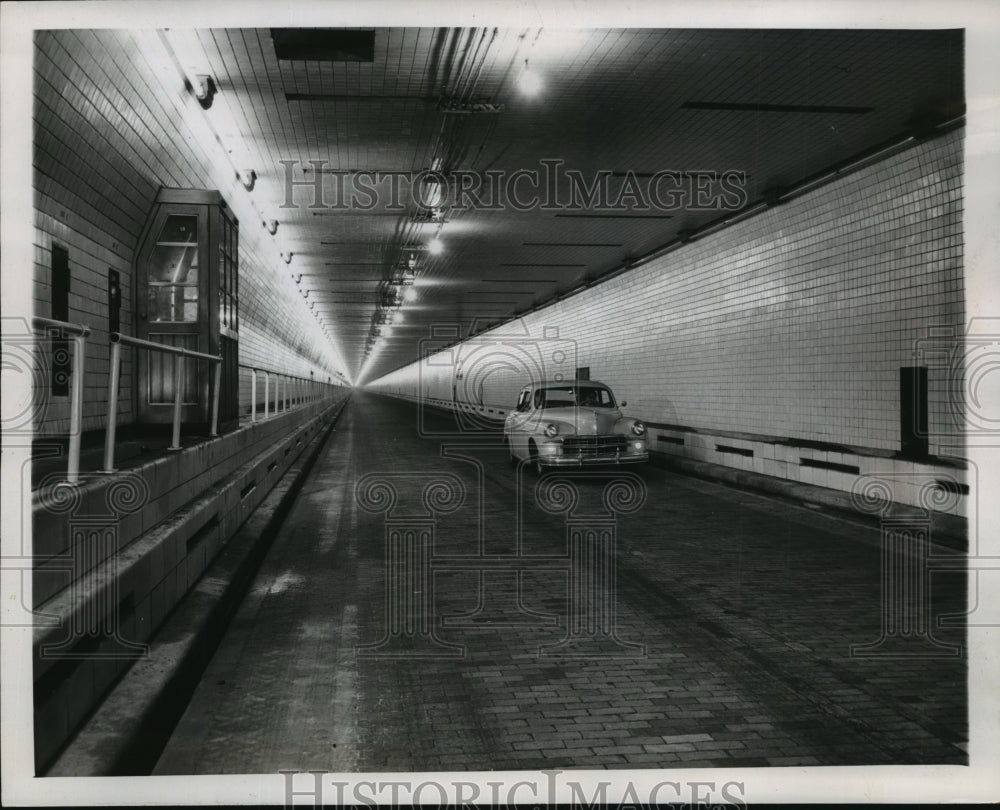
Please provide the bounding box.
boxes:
[506,389,533,457]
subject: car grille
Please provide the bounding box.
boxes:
[561,435,629,455]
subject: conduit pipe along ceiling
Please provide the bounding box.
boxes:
[154,27,963,384]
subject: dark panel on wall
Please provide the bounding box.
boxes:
[51,245,70,396]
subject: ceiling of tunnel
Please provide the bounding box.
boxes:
[159,27,964,384]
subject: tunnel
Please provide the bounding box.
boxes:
[1,7,996,807]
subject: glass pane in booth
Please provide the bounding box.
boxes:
[148,284,198,323]
[157,214,199,245]
[149,217,199,283]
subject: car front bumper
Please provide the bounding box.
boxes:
[537,450,649,467]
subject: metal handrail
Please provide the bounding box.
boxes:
[102,331,222,473]
[241,365,334,422]
[32,316,91,483]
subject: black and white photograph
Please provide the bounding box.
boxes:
[1,0,999,805]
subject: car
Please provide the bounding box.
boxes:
[503,380,648,473]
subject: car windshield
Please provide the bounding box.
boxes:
[534,386,616,409]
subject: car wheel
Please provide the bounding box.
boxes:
[528,440,545,476]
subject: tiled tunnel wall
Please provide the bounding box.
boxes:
[32,29,346,437]
[369,128,965,460]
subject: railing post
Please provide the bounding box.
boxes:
[101,339,122,473]
[168,356,184,450]
[66,333,86,483]
[284,375,289,411]
[251,368,257,422]
[263,372,270,418]
[210,360,222,437]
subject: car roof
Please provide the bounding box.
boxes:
[521,380,610,390]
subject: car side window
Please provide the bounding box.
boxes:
[515,391,530,412]
[533,389,544,409]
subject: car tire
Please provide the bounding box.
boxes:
[528,440,546,476]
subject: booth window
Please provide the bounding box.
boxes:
[148,215,200,323]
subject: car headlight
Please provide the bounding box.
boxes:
[630,421,646,436]
[544,423,560,438]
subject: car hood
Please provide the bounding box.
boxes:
[540,406,623,435]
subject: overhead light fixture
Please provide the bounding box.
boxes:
[411,207,443,223]
[428,237,444,255]
[419,176,445,209]
[238,169,257,191]
[517,60,543,97]
[403,287,418,303]
[192,74,217,109]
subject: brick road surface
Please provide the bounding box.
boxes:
[153,393,966,773]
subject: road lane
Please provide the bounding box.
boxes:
[154,392,966,773]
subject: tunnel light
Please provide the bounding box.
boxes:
[238,169,257,192]
[192,74,217,109]
[420,177,445,208]
[403,287,418,303]
[517,60,543,96]
[428,237,444,255]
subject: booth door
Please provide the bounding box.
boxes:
[217,210,240,429]
[135,205,210,425]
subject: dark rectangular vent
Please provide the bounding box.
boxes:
[272,28,375,62]
[187,515,219,552]
[522,242,622,247]
[717,444,753,458]
[935,479,969,496]
[800,458,861,475]
[481,278,558,282]
[267,461,277,474]
[682,101,874,115]
[657,435,685,445]
[240,481,257,500]
[555,213,672,219]
[287,93,431,103]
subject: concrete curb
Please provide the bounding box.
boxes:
[45,397,351,776]
[649,451,967,549]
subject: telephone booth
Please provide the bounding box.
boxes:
[134,188,239,432]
